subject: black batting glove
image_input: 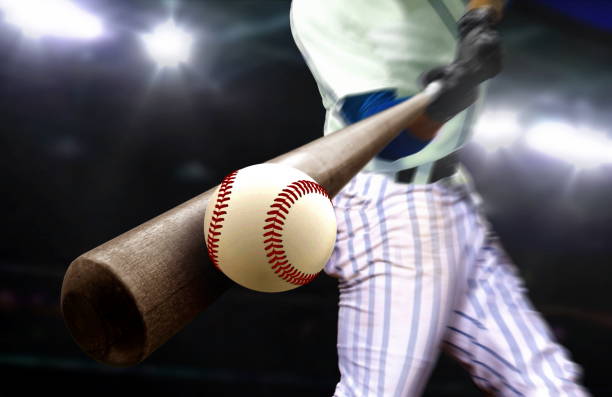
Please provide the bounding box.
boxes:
[421,7,503,123]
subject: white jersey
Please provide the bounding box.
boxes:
[290,0,473,173]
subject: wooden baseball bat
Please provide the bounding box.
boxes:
[61,85,439,366]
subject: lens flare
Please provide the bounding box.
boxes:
[0,0,103,39]
[526,122,612,168]
[142,20,193,67]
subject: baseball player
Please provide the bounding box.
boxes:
[290,0,589,395]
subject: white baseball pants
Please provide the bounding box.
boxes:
[325,171,589,397]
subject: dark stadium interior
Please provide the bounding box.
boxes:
[1,0,611,395]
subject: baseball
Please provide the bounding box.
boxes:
[204,163,337,292]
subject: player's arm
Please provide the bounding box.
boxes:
[340,90,434,160]
[339,0,504,161]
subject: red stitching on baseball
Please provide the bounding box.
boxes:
[206,170,238,269]
[262,179,331,286]
[267,210,286,220]
[278,192,295,205]
[282,188,299,202]
[270,203,289,214]
[274,198,292,208]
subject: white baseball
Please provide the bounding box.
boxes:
[204,163,337,292]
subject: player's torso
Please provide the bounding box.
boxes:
[291,0,474,172]
[291,0,464,99]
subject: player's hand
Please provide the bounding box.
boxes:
[421,7,502,123]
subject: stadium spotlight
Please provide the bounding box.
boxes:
[142,20,193,67]
[472,110,522,152]
[0,0,103,39]
[526,121,612,168]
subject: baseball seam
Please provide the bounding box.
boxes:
[263,180,331,286]
[206,170,238,269]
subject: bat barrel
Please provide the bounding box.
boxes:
[61,190,232,366]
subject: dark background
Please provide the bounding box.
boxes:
[1,0,611,395]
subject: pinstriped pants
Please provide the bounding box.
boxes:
[326,171,588,397]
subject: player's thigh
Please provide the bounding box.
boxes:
[332,182,471,396]
[334,261,455,396]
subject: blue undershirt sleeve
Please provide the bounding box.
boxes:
[340,89,430,161]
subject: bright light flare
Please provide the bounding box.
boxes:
[0,0,103,39]
[526,122,612,168]
[142,21,193,67]
[472,110,522,152]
